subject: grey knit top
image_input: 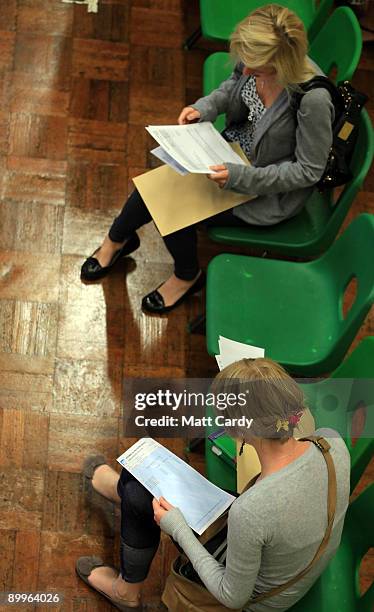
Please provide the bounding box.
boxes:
[160,429,350,611]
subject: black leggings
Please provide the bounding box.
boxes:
[117,468,233,583]
[117,468,160,583]
[109,188,248,281]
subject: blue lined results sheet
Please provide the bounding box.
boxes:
[117,438,235,535]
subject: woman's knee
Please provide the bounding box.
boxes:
[121,480,154,517]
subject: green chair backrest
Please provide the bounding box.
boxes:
[200,0,333,42]
[289,483,374,612]
[309,7,362,82]
[300,336,374,490]
[314,214,374,358]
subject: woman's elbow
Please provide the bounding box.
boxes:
[301,163,325,187]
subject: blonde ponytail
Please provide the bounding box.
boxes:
[230,3,316,89]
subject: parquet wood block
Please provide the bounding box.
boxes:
[123,309,187,369]
[130,46,184,100]
[0,69,12,111]
[72,38,129,81]
[10,75,70,117]
[14,34,72,91]
[0,111,9,155]
[0,251,61,302]
[127,124,150,168]
[4,156,67,206]
[70,77,128,122]
[0,529,16,590]
[129,93,183,125]
[0,408,49,470]
[0,353,54,412]
[17,0,74,36]
[73,1,130,42]
[52,358,122,417]
[12,530,41,591]
[62,207,120,254]
[0,0,17,31]
[9,113,68,161]
[65,160,127,209]
[0,31,15,70]
[37,531,114,592]
[47,414,119,473]
[57,252,126,360]
[0,201,64,254]
[130,7,183,48]
[42,470,116,537]
[68,118,127,163]
[0,467,44,530]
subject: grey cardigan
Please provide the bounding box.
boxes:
[192,64,334,225]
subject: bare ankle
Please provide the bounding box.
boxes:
[114,575,142,601]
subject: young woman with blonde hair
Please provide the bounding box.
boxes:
[81,4,333,314]
[77,357,349,610]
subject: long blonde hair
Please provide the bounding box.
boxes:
[230,3,316,88]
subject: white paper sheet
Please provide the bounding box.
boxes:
[151,146,189,176]
[117,438,235,535]
[216,335,265,370]
[146,122,247,174]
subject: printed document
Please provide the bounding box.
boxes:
[117,438,235,535]
[216,335,265,370]
[146,122,247,174]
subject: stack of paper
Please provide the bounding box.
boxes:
[147,122,247,175]
[216,335,265,370]
[117,438,235,535]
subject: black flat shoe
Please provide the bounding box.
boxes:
[80,234,140,281]
[141,271,206,314]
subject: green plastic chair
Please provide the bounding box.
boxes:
[308,6,362,82]
[206,336,374,492]
[206,213,374,376]
[186,0,333,48]
[289,483,374,611]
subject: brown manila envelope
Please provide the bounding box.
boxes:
[133,143,253,236]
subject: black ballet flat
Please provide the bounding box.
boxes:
[80,234,140,281]
[141,271,206,314]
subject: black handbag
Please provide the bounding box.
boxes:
[293,76,368,191]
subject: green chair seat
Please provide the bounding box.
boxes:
[206,214,374,376]
[199,0,333,43]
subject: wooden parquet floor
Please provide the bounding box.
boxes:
[0,1,372,610]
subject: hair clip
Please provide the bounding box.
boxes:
[239,439,246,456]
[276,419,289,432]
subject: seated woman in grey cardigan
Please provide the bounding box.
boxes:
[81,4,333,314]
[76,358,350,610]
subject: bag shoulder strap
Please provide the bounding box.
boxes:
[251,436,337,604]
[292,76,343,119]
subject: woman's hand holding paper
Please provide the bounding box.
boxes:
[208,165,229,188]
[178,106,201,124]
[152,496,175,525]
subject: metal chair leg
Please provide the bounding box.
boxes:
[187,313,206,334]
[183,26,202,50]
